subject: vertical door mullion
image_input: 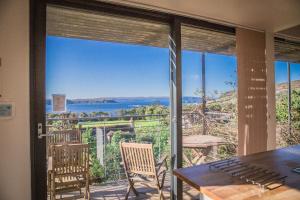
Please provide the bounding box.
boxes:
[169,17,183,200]
[202,53,206,135]
[287,62,291,135]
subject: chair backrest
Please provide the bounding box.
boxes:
[48,129,81,145]
[120,142,156,176]
[49,144,89,176]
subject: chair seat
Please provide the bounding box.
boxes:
[54,177,86,186]
[54,185,83,194]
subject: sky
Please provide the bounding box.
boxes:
[275,61,300,83]
[46,36,300,99]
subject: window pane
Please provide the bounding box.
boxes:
[182,50,202,136]
[205,53,237,160]
[275,61,289,148]
[290,63,300,145]
[181,25,237,168]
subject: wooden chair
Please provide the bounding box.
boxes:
[120,142,168,200]
[48,129,81,145]
[48,144,90,200]
[47,129,81,156]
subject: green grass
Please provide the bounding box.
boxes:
[79,119,162,128]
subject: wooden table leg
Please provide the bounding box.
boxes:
[191,149,204,164]
[183,150,193,166]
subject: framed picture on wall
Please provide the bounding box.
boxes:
[0,101,15,119]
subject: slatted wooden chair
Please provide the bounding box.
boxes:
[48,144,90,200]
[48,129,81,145]
[47,129,82,156]
[120,142,168,200]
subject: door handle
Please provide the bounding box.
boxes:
[37,123,53,139]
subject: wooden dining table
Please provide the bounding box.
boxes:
[182,134,227,166]
[174,145,300,200]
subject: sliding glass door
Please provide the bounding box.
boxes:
[32,2,238,200]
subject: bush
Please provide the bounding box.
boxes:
[90,159,105,180]
[207,103,222,112]
[276,89,300,146]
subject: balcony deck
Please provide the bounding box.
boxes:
[88,179,199,200]
[59,176,200,200]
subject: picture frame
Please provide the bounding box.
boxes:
[0,101,15,119]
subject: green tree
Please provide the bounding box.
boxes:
[276,90,300,146]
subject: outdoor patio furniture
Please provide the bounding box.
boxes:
[48,143,90,200]
[47,129,82,145]
[120,142,168,200]
[47,129,82,156]
[183,134,227,166]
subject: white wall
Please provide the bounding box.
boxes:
[0,0,31,200]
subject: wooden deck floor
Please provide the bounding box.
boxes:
[60,177,200,200]
[89,180,200,200]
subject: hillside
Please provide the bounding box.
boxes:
[276,80,300,93]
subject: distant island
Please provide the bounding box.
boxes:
[46,96,201,105]
[46,98,118,105]
[69,99,118,104]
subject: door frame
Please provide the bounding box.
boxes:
[30,1,235,199]
[30,0,47,199]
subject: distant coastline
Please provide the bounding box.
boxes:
[46,96,201,114]
[46,98,118,105]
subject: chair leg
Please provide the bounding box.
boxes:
[87,185,90,200]
[159,189,165,200]
[85,176,90,200]
[125,179,139,200]
[85,188,90,200]
[125,185,131,200]
[157,173,166,200]
[131,183,138,197]
[157,184,165,200]
[50,174,56,200]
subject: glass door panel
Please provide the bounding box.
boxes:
[290,63,300,145]
[275,61,290,148]
[181,25,237,167]
[46,5,170,199]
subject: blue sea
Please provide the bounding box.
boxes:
[46,97,200,114]
[46,98,169,114]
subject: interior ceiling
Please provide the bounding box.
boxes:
[103,0,300,33]
[277,25,300,41]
